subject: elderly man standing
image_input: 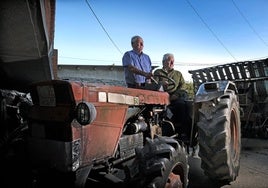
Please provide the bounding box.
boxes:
[122,35,153,88]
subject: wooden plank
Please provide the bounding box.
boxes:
[191,71,202,86]
[247,61,256,78]
[256,60,266,77]
[210,67,219,81]
[189,70,203,87]
[238,62,248,79]
[198,70,206,83]
[230,64,240,79]
[204,69,213,81]
[190,71,198,82]
[223,65,233,80]
[217,66,226,80]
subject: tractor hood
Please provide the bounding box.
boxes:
[0,0,55,92]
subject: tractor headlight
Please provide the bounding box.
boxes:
[76,102,97,125]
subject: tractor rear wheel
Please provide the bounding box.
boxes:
[197,95,241,183]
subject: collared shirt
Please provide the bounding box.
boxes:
[122,50,152,85]
[153,68,185,94]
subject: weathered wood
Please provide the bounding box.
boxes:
[204,69,213,81]
[217,66,226,80]
[198,70,206,83]
[238,62,248,79]
[210,67,219,81]
[230,64,240,79]
[256,61,266,77]
[247,61,256,78]
[223,65,233,80]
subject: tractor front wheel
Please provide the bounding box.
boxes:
[134,137,189,188]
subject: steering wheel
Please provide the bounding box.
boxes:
[152,74,176,92]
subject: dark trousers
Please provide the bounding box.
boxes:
[168,98,192,137]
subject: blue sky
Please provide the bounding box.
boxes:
[54,0,268,81]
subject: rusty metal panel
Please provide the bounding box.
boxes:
[80,104,128,164]
[69,82,170,105]
[88,84,170,105]
[81,123,123,163]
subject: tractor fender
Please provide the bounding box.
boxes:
[195,80,238,103]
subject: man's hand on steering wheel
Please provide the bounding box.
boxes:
[152,74,176,92]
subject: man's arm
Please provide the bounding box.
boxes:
[127,64,153,79]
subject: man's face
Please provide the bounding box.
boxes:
[164,56,174,70]
[132,38,144,54]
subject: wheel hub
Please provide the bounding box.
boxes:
[165,172,183,188]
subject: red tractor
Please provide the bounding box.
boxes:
[26,77,241,188]
[27,79,189,188]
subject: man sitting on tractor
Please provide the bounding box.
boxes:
[153,53,192,142]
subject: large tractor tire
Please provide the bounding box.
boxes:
[134,136,189,188]
[197,94,241,183]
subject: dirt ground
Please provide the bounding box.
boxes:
[188,138,268,188]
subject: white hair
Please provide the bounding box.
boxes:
[162,53,174,63]
[131,35,142,44]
